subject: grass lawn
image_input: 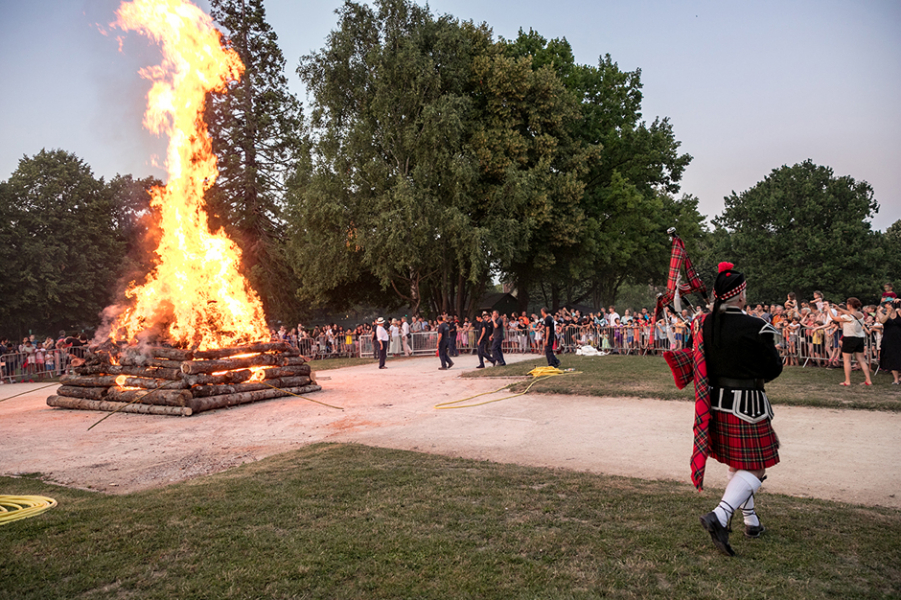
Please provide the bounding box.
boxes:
[463,355,901,412]
[1,444,898,600]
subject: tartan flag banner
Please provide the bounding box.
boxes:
[655,234,707,320]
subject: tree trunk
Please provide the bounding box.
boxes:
[180,355,279,374]
[192,342,298,359]
[187,384,322,414]
[105,387,193,406]
[47,396,192,417]
[182,370,253,386]
[73,365,184,380]
[56,385,107,400]
[189,376,312,398]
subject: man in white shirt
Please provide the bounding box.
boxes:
[401,317,412,356]
[607,305,621,325]
[376,317,389,369]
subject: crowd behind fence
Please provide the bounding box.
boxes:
[1,320,883,383]
[283,321,884,373]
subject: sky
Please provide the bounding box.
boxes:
[1,0,899,230]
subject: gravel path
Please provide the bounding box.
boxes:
[1,354,898,508]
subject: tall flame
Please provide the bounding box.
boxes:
[112,0,268,350]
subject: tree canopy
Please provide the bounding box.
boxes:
[713,160,885,303]
[0,150,124,336]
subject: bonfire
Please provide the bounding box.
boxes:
[47,0,320,416]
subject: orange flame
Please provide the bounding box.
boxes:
[115,375,128,387]
[111,0,268,350]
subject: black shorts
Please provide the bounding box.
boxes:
[841,336,865,354]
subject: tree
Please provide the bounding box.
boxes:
[714,160,884,303]
[0,150,123,336]
[290,0,589,317]
[205,0,305,322]
[505,30,694,309]
[881,219,901,287]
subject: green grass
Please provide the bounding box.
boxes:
[463,355,901,412]
[1,444,898,600]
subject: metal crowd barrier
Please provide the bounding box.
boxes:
[280,320,882,371]
[0,346,89,383]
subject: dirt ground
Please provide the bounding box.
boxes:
[1,353,899,509]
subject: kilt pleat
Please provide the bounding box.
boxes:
[709,411,780,470]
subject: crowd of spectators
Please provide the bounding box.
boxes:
[5,284,898,382]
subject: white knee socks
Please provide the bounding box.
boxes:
[714,470,762,528]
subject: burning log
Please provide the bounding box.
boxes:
[118,377,189,390]
[73,364,184,381]
[181,370,253,386]
[47,395,192,417]
[192,342,299,359]
[105,387,192,407]
[189,376,313,398]
[187,384,321,413]
[118,356,184,370]
[180,355,279,374]
[56,385,107,400]
[149,347,194,361]
[262,365,311,379]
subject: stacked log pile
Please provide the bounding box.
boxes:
[46,342,320,416]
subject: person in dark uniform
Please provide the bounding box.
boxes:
[476,312,495,368]
[541,307,560,368]
[696,262,783,556]
[448,316,458,357]
[491,310,506,366]
[437,314,453,370]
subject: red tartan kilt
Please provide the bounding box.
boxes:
[709,411,780,471]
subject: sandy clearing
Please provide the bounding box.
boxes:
[0,353,898,509]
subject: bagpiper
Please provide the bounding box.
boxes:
[665,262,783,556]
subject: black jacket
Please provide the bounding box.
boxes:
[702,307,783,383]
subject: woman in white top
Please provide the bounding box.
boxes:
[389,320,401,356]
[833,297,873,386]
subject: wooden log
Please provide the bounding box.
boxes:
[116,377,188,390]
[262,365,311,379]
[192,342,299,359]
[122,347,193,362]
[60,374,120,387]
[118,356,184,370]
[47,395,192,417]
[56,385,108,400]
[181,370,253,386]
[180,355,279,374]
[72,364,183,381]
[105,387,192,407]
[190,376,313,398]
[150,347,193,361]
[187,384,322,414]
[278,356,307,366]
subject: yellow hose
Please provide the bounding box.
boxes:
[0,495,57,526]
[435,367,579,409]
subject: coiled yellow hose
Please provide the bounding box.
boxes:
[0,495,57,525]
[435,367,578,409]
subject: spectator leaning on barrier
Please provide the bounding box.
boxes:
[833,298,873,386]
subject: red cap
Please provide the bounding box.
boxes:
[718,262,734,274]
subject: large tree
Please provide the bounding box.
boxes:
[205,0,305,322]
[289,0,590,317]
[714,160,884,303]
[505,30,694,309]
[0,150,123,336]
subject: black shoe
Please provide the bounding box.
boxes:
[476,365,485,369]
[379,366,387,369]
[699,512,736,556]
[744,524,766,538]
[448,361,454,368]
[438,367,448,370]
